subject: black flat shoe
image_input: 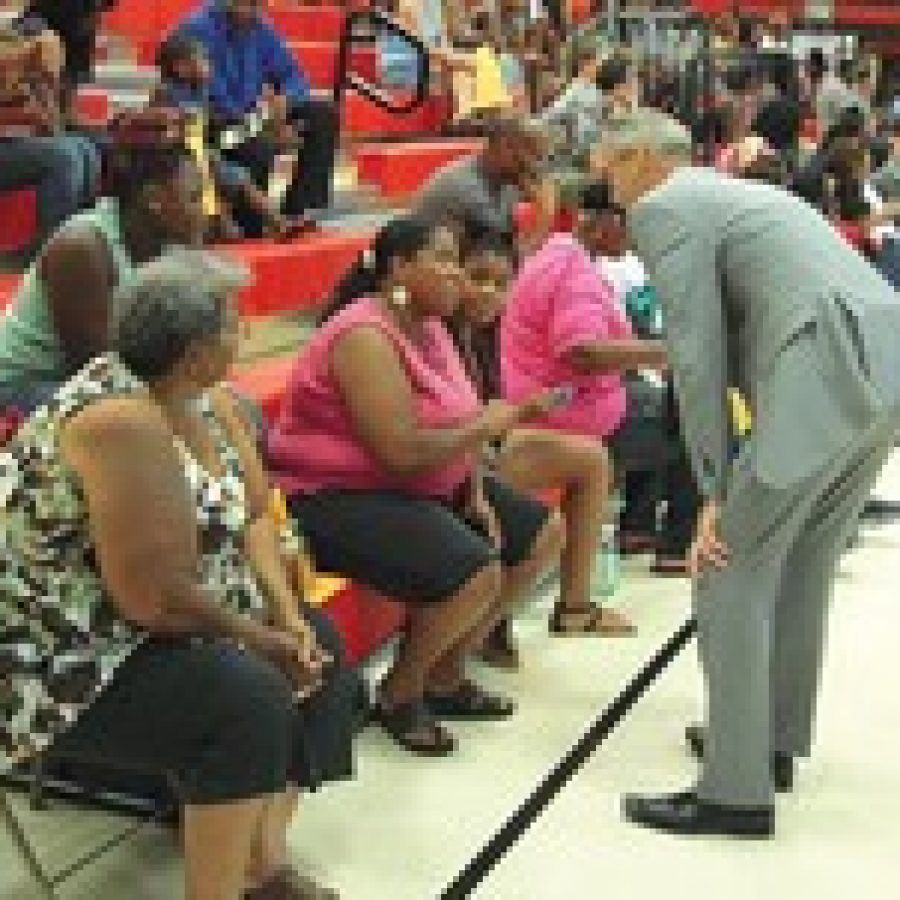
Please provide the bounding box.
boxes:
[685,724,795,793]
[623,789,774,838]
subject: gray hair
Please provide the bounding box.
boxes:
[110,247,250,381]
[601,108,694,159]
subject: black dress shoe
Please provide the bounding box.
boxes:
[623,789,774,838]
[685,724,795,793]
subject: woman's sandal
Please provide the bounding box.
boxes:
[477,620,520,671]
[245,866,339,900]
[549,605,637,637]
[425,681,516,721]
[371,697,457,756]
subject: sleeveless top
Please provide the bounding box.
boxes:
[0,198,135,400]
[267,296,481,499]
[0,355,267,770]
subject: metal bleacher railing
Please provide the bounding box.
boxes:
[332,6,430,118]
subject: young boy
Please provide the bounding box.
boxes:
[155,32,309,239]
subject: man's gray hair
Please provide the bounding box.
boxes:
[602,108,694,158]
[111,247,250,381]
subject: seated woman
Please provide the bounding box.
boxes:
[1,249,355,900]
[448,226,633,667]
[501,181,685,596]
[0,20,100,255]
[0,109,206,415]
[266,217,563,757]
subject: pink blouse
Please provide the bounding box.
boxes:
[501,234,632,439]
[267,296,481,498]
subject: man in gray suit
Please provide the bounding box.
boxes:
[592,110,900,838]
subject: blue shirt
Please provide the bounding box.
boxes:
[174,2,309,120]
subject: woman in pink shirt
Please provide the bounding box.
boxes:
[267,217,563,757]
[500,181,668,620]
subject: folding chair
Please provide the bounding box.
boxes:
[1,753,178,899]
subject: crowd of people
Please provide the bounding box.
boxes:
[1,1,899,898]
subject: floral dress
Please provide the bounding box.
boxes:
[0,355,267,770]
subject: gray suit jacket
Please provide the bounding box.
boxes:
[628,168,900,498]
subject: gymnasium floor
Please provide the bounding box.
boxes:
[3,455,899,900]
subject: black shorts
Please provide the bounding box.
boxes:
[289,476,550,604]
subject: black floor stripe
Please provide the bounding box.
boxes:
[439,616,698,900]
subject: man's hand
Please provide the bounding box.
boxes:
[688,500,730,577]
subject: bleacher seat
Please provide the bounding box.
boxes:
[221,230,373,317]
[292,41,377,90]
[341,91,451,137]
[269,5,347,43]
[0,189,37,255]
[353,139,481,197]
[322,581,406,665]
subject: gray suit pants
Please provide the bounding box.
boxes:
[695,413,898,808]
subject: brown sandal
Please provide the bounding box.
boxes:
[549,605,637,637]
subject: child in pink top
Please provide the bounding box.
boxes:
[501,232,633,440]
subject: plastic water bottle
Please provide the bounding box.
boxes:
[594,493,622,597]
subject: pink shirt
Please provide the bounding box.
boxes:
[500,234,631,439]
[267,296,481,498]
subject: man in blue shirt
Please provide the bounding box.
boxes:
[174,0,337,215]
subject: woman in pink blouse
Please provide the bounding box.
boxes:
[267,217,563,757]
[501,181,668,631]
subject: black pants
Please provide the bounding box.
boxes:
[223,97,338,234]
[610,378,701,560]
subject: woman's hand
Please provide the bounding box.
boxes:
[688,500,730,578]
[245,623,330,700]
[477,399,527,442]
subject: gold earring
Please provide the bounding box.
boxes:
[391,285,409,308]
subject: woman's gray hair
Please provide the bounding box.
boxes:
[110,247,250,381]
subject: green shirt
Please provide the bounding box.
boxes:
[0,198,134,403]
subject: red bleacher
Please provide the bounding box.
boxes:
[353,139,481,197]
[268,5,347,43]
[0,189,37,255]
[222,230,373,317]
[341,90,451,136]
[293,41,378,89]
